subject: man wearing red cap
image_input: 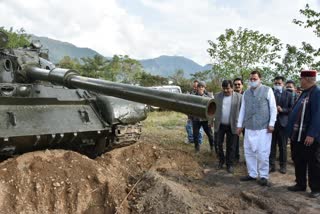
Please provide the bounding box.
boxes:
[287,70,320,198]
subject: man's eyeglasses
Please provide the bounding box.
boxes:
[234,84,241,86]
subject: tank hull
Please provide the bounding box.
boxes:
[0,83,146,157]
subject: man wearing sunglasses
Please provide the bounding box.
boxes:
[233,78,244,94]
[233,78,244,164]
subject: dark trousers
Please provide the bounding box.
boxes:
[216,124,237,166]
[235,136,240,161]
[291,141,320,192]
[270,122,288,168]
[235,129,245,161]
[192,120,215,152]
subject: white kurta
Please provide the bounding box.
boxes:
[237,86,277,179]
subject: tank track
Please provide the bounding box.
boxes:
[0,123,142,160]
[108,123,143,149]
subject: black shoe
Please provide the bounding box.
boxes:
[195,144,200,153]
[279,167,287,174]
[258,178,268,186]
[287,184,306,192]
[269,166,276,173]
[227,166,234,173]
[216,162,224,170]
[240,175,256,181]
[310,191,320,198]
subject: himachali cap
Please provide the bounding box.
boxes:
[300,70,317,77]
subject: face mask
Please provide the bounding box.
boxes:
[274,85,282,92]
[286,88,293,92]
[249,80,260,88]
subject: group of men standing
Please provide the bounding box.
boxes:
[186,69,320,198]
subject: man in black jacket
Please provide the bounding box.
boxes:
[269,76,294,174]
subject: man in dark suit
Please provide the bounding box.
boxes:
[286,80,298,103]
[233,78,244,163]
[269,76,294,174]
[287,70,320,198]
[214,80,242,173]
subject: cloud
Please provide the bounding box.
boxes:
[0,0,152,58]
[138,0,320,64]
[0,0,319,65]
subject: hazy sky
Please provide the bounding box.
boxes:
[0,0,319,65]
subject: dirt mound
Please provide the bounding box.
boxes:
[0,150,111,214]
[0,142,319,214]
[0,143,199,214]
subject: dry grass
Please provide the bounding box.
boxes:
[141,111,216,166]
[141,111,187,145]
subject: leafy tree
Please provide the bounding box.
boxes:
[0,27,30,48]
[80,54,109,78]
[207,27,282,81]
[169,69,190,92]
[105,55,121,81]
[169,69,185,85]
[190,70,213,82]
[138,71,169,87]
[190,69,221,93]
[290,4,320,76]
[275,43,320,82]
[58,56,81,70]
[293,4,320,37]
[114,55,144,84]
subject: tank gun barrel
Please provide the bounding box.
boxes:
[26,67,216,119]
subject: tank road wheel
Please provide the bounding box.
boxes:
[85,137,107,159]
[94,137,107,156]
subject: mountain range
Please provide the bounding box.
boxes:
[31,35,212,77]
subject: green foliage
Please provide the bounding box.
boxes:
[190,70,212,82]
[57,54,147,85]
[290,4,320,79]
[275,43,320,82]
[113,55,144,84]
[190,69,222,93]
[169,69,191,92]
[138,72,169,87]
[207,27,282,81]
[293,4,320,37]
[80,54,110,78]
[207,78,224,94]
[0,27,30,48]
[58,56,81,70]
[105,55,121,81]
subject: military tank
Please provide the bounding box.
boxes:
[0,31,216,158]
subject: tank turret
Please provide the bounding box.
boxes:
[0,31,216,158]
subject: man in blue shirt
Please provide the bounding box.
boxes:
[287,70,320,198]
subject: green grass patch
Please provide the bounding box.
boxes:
[141,111,186,145]
[143,111,186,128]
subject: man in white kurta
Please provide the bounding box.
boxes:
[237,71,277,186]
